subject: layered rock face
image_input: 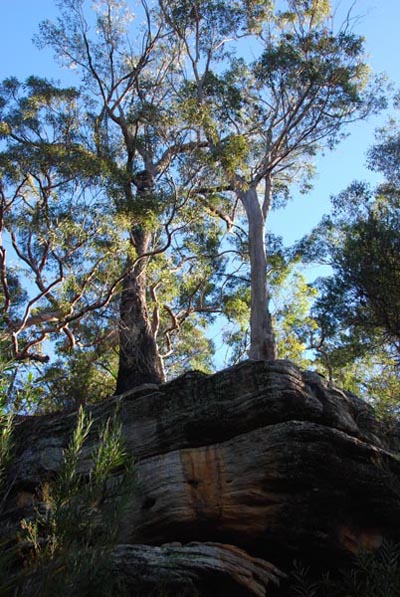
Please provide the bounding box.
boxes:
[4,360,400,595]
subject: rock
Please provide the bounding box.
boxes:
[3,360,400,594]
[111,542,286,596]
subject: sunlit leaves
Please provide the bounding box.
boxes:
[272,268,318,366]
[217,134,250,175]
[18,407,136,594]
[223,289,250,326]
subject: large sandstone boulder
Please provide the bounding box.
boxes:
[3,360,400,595]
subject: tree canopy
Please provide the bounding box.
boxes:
[294,123,400,414]
[0,0,390,411]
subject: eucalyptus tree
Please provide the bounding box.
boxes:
[299,184,400,367]
[0,77,123,363]
[293,125,400,407]
[0,0,387,404]
[301,189,400,408]
[218,232,319,369]
[34,0,179,393]
[0,0,230,398]
[0,76,135,409]
[161,0,385,361]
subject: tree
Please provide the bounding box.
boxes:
[0,0,233,402]
[161,0,385,361]
[35,0,181,393]
[295,127,400,406]
[0,77,124,361]
[217,233,319,368]
[300,190,400,360]
[324,205,400,352]
[0,0,386,405]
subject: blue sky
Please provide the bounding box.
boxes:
[1,0,400,247]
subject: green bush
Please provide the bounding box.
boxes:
[0,407,136,596]
[290,540,400,596]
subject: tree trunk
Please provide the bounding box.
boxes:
[239,186,276,360]
[115,224,165,394]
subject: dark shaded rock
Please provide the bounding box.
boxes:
[110,542,286,596]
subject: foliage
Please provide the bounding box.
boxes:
[292,122,400,405]
[271,264,318,367]
[0,411,14,503]
[38,350,117,412]
[0,0,388,402]
[0,360,17,412]
[290,560,320,597]
[0,407,135,596]
[1,0,242,400]
[290,540,400,597]
[316,202,400,355]
[341,541,400,597]
[213,230,323,368]
[164,0,384,360]
[0,76,126,371]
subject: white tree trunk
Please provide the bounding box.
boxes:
[239,186,276,360]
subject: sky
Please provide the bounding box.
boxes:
[1,0,400,365]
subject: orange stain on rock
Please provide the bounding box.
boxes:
[180,446,225,522]
[338,524,383,553]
